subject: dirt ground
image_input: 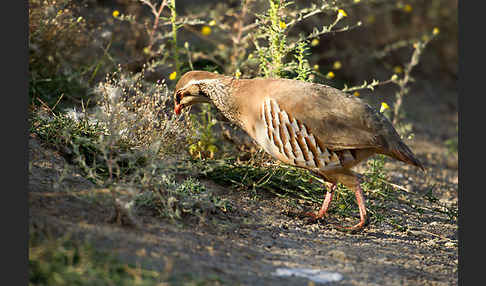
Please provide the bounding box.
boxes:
[28,78,458,285]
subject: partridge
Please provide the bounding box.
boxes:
[173,70,424,231]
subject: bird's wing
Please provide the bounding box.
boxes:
[263,79,396,152]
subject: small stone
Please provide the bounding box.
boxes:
[327,250,347,262]
[444,241,455,248]
[407,230,422,237]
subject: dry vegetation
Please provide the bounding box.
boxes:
[29,0,457,285]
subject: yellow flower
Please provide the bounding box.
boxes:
[390,74,398,81]
[403,4,412,13]
[338,9,348,17]
[169,71,177,80]
[235,70,242,78]
[433,27,440,35]
[393,66,403,74]
[201,26,212,36]
[353,91,360,97]
[313,64,319,71]
[209,20,216,26]
[354,0,361,3]
[380,102,390,113]
[279,21,287,29]
[311,38,319,47]
[112,10,120,18]
[333,61,342,70]
[367,15,375,24]
[143,47,150,54]
[326,71,335,79]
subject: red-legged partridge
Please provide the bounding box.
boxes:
[173,71,424,231]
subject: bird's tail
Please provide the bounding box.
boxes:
[388,140,425,172]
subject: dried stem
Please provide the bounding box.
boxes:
[139,0,169,51]
[392,41,426,126]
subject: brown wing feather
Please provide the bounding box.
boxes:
[262,79,389,150]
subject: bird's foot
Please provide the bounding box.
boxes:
[330,217,369,233]
[301,211,327,224]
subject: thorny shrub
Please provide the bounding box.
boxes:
[29,0,106,108]
[94,66,190,153]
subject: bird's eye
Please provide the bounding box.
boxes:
[175,91,183,103]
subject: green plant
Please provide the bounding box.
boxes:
[293,40,312,82]
[187,104,220,159]
[31,65,234,226]
[29,0,87,108]
[31,62,194,187]
[29,0,113,109]
[445,136,458,155]
[362,155,389,193]
[29,231,161,285]
[259,0,288,78]
[95,67,190,151]
[135,174,231,221]
[136,0,205,81]
[251,0,358,80]
[169,0,181,79]
[194,157,324,202]
[30,105,108,171]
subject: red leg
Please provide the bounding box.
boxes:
[301,175,369,232]
[303,183,336,220]
[333,183,368,232]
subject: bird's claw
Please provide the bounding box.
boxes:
[301,211,326,224]
[330,217,369,233]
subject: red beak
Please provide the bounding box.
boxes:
[174,104,182,115]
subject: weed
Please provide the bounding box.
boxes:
[422,188,458,221]
[94,67,189,152]
[30,106,108,169]
[445,126,458,155]
[168,0,181,79]
[251,0,359,80]
[29,231,161,285]
[445,137,458,155]
[29,227,227,285]
[135,174,232,222]
[188,104,220,159]
[29,0,109,109]
[293,40,312,82]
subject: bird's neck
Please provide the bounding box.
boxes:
[200,78,242,126]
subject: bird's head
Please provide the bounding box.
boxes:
[173,71,223,115]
